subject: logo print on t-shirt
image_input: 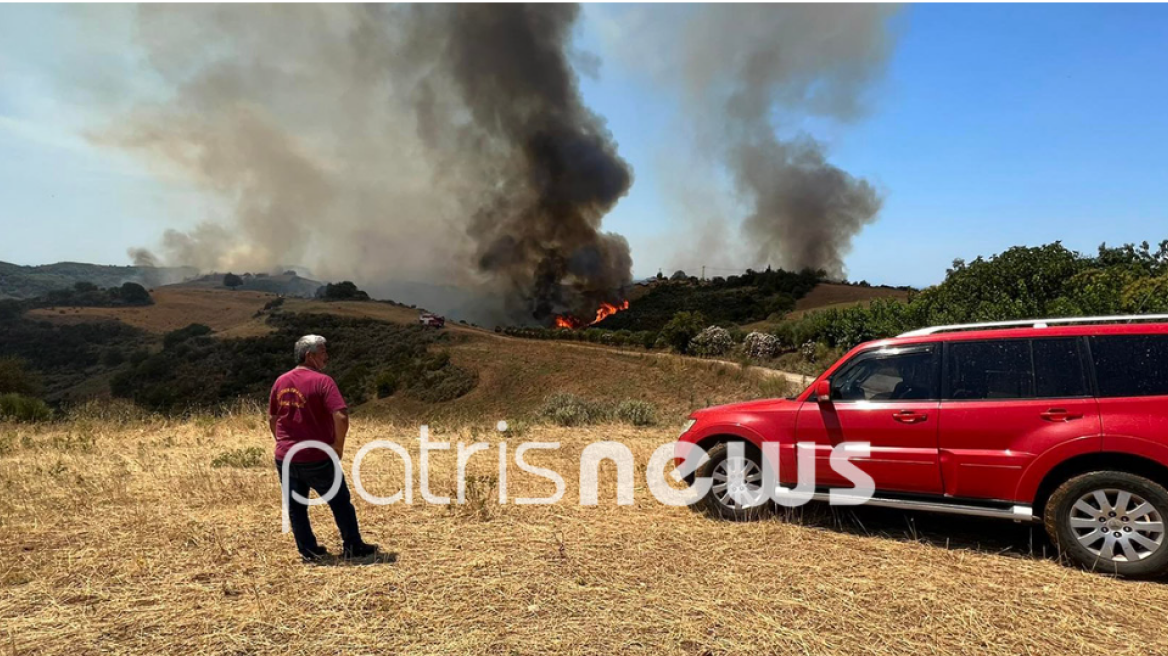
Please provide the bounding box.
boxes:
[276,387,307,409]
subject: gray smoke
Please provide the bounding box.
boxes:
[85,4,631,323]
[606,4,897,277]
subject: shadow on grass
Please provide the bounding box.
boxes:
[770,503,1055,562]
[308,551,399,567]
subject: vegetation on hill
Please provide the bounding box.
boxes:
[0,260,195,300]
[596,267,824,331]
[780,241,1168,349]
[317,280,371,301]
[110,313,475,413]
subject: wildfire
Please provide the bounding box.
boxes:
[553,299,630,329]
[592,300,629,323]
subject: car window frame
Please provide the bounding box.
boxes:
[828,343,940,403]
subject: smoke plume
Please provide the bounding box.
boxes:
[87,4,631,323]
[606,5,897,277]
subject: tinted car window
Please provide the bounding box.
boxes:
[1091,335,1168,397]
[1033,338,1088,398]
[947,340,1032,400]
[832,348,936,401]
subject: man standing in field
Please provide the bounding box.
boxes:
[270,334,378,562]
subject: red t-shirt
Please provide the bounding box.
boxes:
[269,367,347,463]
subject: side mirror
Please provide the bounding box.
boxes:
[815,380,832,404]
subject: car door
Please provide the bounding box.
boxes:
[937,337,1101,501]
[795,344,944,495]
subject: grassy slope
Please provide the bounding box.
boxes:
[2,413,1163,655]
[741,283,911,331]
[21,286,787,421]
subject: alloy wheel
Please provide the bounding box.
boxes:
[1069,488,1166,562]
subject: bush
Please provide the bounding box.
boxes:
[114,282,152,305]
[689,325,734,357]
[0,393,52,422]
[409,364,477,403]
[318,281,370,301]
[164,323,213,349]
[223,273,244,289]
[211,446,266,469]
[614,399,657,426]
[539,393,607,426]
[744,332,780,359]
[374,371,399,398]
[0,357,42,396]
[659,311,706,354]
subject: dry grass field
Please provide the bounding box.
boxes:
[4,410,1168,655]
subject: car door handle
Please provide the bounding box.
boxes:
[1040,408,1083,422]
[892,410,928,424]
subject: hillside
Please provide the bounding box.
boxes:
[595,268,824,331]
[0,261,197,299]
[7,285,789,420]
[741,282,910,330]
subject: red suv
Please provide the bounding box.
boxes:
[678,317,1168,578]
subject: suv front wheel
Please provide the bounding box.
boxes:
[1045,471,1168,578]
[695,441,771,521]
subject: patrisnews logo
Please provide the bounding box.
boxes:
[278,425,874,532]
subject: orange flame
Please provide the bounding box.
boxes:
[591,300,629,324]
[553,299,629,329]
[554,315,581,329]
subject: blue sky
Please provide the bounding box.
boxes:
[1,4,1166,288]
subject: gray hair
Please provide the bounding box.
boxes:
[294,334,327,363]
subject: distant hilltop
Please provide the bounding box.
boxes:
[0,261,198,300]
[174,271,324,298]
[0,261,329,300]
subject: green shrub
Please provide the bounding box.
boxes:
[0,393,52,422]
[164,323,213,349]
[409,364,477,403]
[374,371,399,398]
[0,357,42,396]
[539,393,607,426]
[211,446,266,469]
[659,311,706,354]
[615,399,657,426]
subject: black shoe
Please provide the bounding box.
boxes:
[300,545,330,563]
[342,542,379,559]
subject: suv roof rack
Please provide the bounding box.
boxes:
[898,313,1168,338]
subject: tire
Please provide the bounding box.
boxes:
[695,441,771,521]
[1044,471,1168,578]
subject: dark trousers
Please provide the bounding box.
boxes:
[275,458,362,556]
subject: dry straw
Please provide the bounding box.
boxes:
[2,409,1166,654]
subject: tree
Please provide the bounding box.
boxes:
[115,282,152,305]
[670,270,688,281]
[319,281,370,301]
[223,273,244,289]
[73,281,98,293]
[659,311,706,354]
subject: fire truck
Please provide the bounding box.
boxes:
[419,312,445,329]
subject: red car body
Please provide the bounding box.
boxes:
[676,322,1168,512]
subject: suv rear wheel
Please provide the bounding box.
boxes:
[1045,471,1168,578]
[695,441,771,521]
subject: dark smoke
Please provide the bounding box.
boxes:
[424,5,633,320]
[82,4,631,324]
